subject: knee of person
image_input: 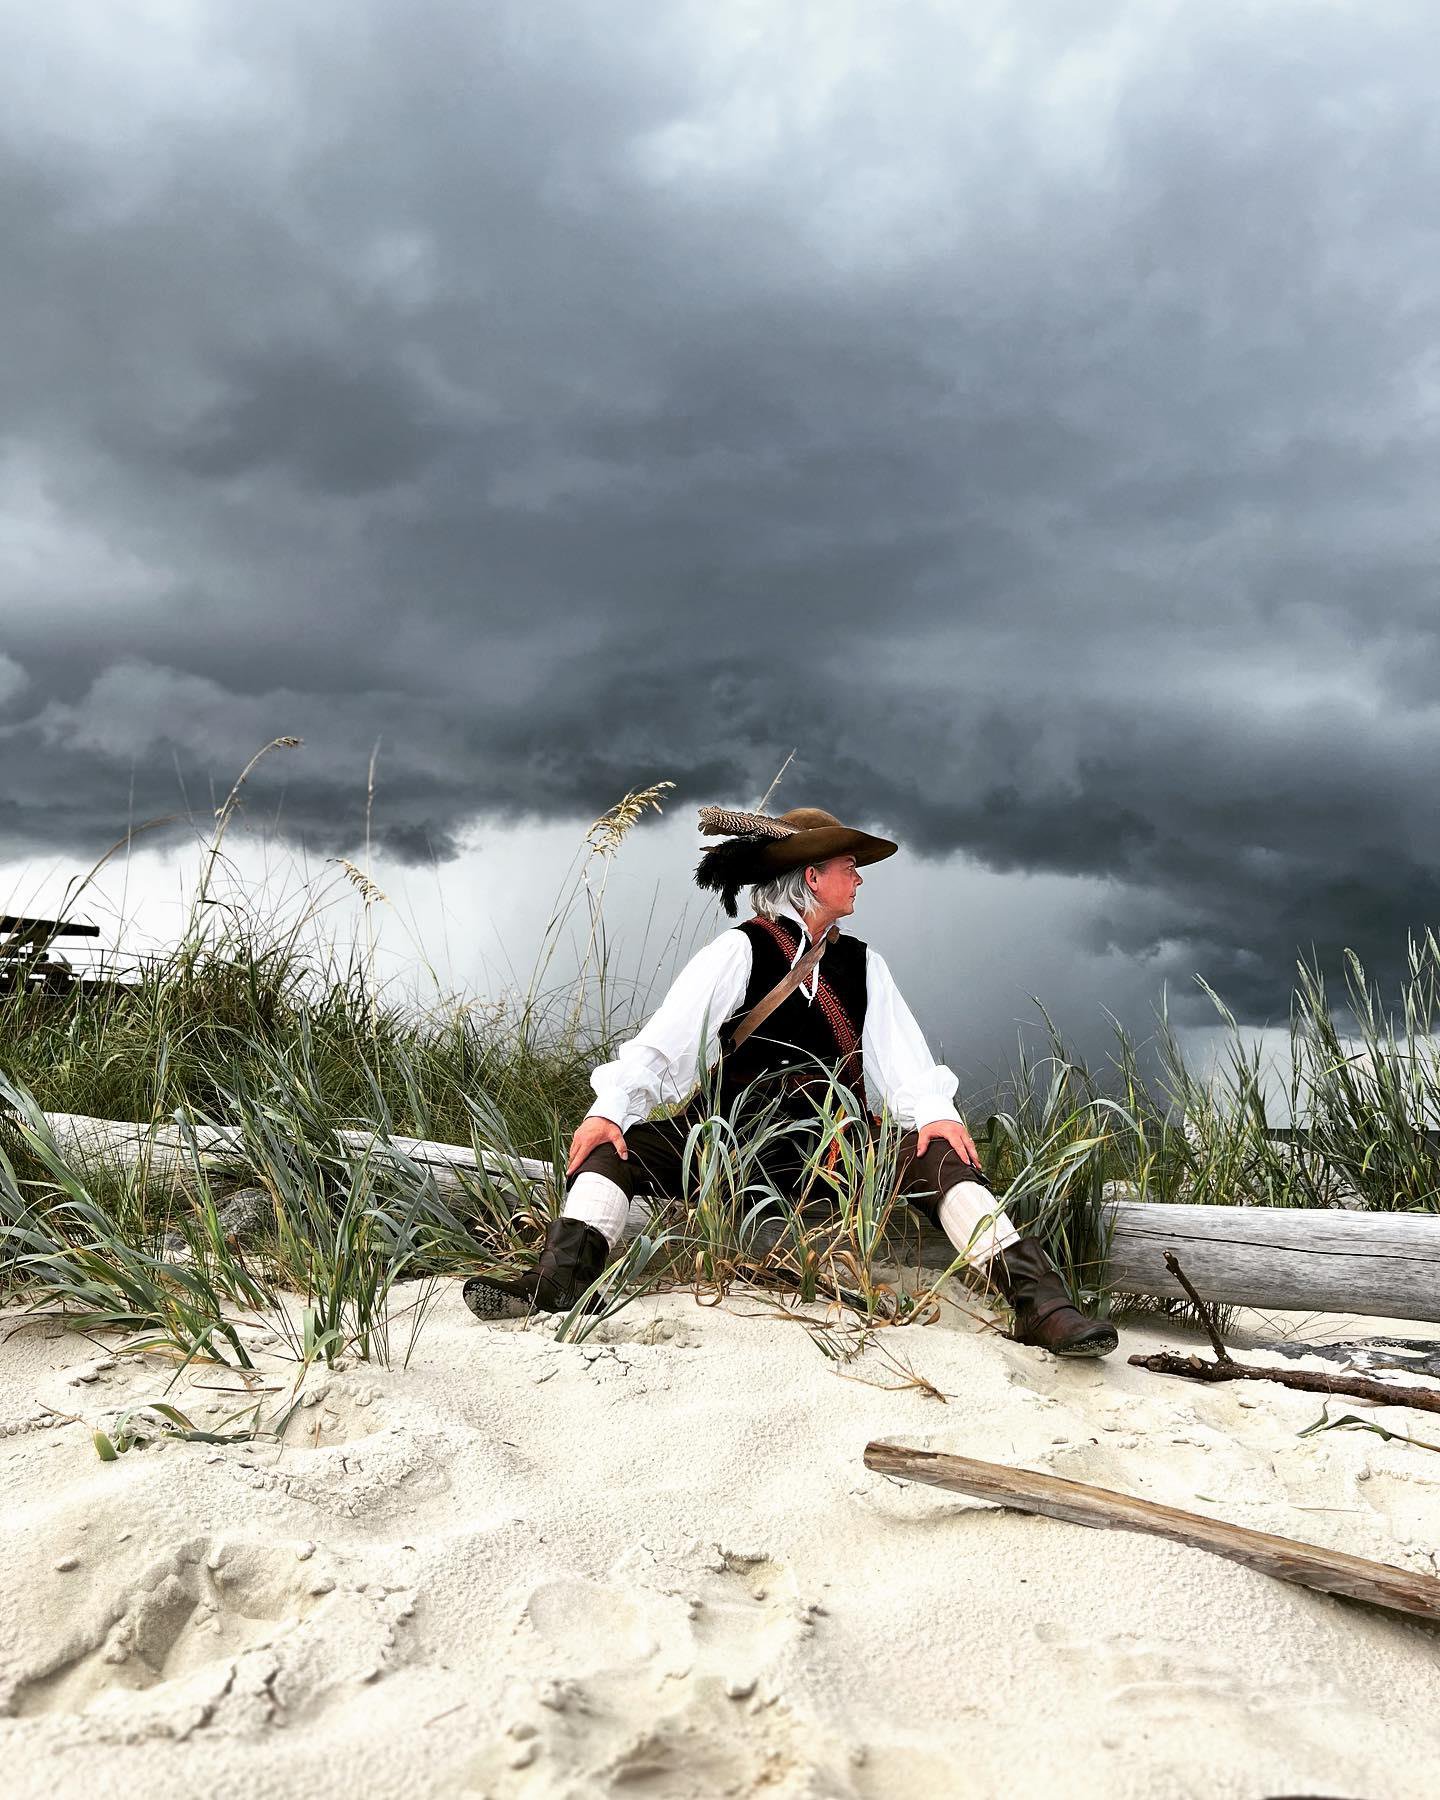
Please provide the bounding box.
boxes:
[567,1143,632,1192]
[927,1142,984,1188]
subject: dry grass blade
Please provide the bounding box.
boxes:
[837,1335,948,1401]
[1299,1403,1440,1455]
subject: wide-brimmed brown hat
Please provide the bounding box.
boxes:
[694,805,898,916]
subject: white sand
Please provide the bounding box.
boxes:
[3,1284,1440,1799]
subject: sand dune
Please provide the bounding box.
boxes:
[3,1286,1439,1798]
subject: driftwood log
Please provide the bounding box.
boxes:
[862,1444,1440,1624]
[19,1111,549,1201]
[1104,1199,1440,1321]
[15,1111,1440,1323]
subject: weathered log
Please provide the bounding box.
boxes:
[1104,1199,1440,1321]
[862,1444,1440,1624]
[14,1110,549,1200]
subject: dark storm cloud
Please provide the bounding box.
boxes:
[167,347,451,494]
[3,0,1439,1021]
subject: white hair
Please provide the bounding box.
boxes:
[749,864,814,920]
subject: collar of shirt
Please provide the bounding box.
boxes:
[774,901,819,999]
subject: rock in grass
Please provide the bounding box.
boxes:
[160,1187,273,1260]
[217,1187,272,1240]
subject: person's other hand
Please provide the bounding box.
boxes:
[916,1117,982,1169]
[566,1115,628,1176]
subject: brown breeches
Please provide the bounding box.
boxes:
[569,1112,985,1224]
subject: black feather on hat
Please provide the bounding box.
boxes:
[693,806,898,917]
[695,831,781,917]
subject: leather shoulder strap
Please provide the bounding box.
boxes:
[728,925,838,1050]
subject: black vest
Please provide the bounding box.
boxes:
[715,916,869,1115]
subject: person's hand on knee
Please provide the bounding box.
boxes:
[916,1117,981,1169]
[566,1115,629,1175]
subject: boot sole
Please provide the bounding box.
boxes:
[462,1278,532,1322]
[1052,1330,1119,1359]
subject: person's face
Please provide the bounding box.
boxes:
[805,854,862,918]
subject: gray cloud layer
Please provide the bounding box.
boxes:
[3,1,1438,1020]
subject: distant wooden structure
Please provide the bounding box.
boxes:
[0,914,107,1000]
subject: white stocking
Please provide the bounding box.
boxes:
[562,1171,631,1251]
[938,1178,1020,1271]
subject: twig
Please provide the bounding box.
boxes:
[34,1402,83,1427]
[1137,1250,1440,1416]
[1127,1350,1440,1415]
[424,1702,467,1728]
[752,750,797,814]
[1164,1251,1232,1364]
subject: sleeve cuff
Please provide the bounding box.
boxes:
[587,1092,639,1134]
[911,1099,962,1130]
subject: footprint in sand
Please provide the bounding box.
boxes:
[522,1577,671,1674]
[461,1679,825,1798]
[596,1681,815,1797]
[4,1534,418,1730]
[292,1376,391,1450]
[8,1536,322,1718]
[658,1548,810,1683]
[1055,1632,1389,1785]
[493,1548,843,1797]
[605,1540,811,1669]
[255,1420,461,1520]
[1041,1430,1281,1515]
[1353,1465,1440,1561]
[581,1315,704,1350]
[1030,1624,1346,1723]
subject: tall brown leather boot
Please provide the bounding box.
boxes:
[463,1216,610,1320]
[992,1236,1118,1358]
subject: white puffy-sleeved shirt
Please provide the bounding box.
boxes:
[586,903,963,1134]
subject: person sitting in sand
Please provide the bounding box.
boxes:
[465,805,1117,1358]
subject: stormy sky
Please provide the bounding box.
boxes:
[3,0,1439,1068]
